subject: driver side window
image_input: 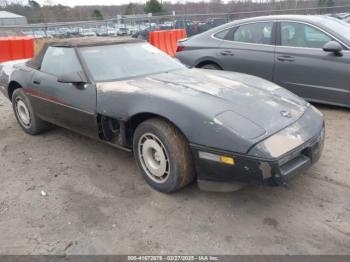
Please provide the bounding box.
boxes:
[41,47,82,77]
[280,22,332,49]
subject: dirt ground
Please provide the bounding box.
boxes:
[0,92,349,255]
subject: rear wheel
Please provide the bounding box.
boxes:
[133,118,196,193]
[200,63,221,70]
[12,88,51,135]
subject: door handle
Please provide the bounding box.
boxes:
[220,50,234,56]
[33,80,41,85]
[277,55,294,62]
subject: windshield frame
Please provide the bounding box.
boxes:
[77,42,186,83]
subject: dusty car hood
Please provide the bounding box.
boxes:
[97,68,310,152]
[140,69,307,134]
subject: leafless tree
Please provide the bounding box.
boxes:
[0,0,348,23]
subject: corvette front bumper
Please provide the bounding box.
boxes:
[191,120,325,191]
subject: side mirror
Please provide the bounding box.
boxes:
[57,72,86,84]
[323,41,343,56]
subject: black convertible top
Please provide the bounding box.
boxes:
[27,37,143,70]
[49,37,143,47]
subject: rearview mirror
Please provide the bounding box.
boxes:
[323,41,343,56]
[57,72,86,84]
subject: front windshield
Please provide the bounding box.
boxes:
[321,17,350,41]
[79,43,185,82]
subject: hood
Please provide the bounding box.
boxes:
[97,68,309,152]
[142,68,308,137]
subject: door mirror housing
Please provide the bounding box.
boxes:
[323,41,343,55]
[57,72,86,84]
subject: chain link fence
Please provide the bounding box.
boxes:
[1,4,350,41]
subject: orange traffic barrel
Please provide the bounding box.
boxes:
[0,37,34,63]
[149,29,187,57]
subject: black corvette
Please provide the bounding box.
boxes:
[0,38,325,193]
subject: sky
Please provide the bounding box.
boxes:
[26,0,213,7]
[38,0,149,5]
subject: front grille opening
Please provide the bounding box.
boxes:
[280,153,310,176]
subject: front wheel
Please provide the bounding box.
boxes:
[12,88,51,135]
[133,118,196,193]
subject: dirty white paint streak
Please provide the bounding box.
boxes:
[97,81,141,93]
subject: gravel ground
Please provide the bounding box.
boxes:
[0,92,349,255]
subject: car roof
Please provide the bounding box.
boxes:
[201,14,334,36]
[231,14,329,23]
[47,37,143,47]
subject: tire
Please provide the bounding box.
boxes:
[200,63,221,70]
[12,88,51,135]
[133,118,196,193]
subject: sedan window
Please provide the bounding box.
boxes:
[41,47,82,76]
[281,22,332,49]
[233,22,273,45]
[214,28,231,40]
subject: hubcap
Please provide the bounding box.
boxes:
[15,98,31,127]
[138,133,170,184]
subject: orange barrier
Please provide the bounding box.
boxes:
[0,37,34,63]
[149,29,186,57]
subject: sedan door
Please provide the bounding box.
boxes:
[216,21,276,81]
[28,46,98,138]
[274,21,350,106]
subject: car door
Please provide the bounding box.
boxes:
[28,46,98,138]
[274,21,350,106]
[216,21,276,81]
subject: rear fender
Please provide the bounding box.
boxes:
[0,59,31,100]
[195,57,224,69]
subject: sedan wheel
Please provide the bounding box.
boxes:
[200,63,221,70]
[133,118,196,193]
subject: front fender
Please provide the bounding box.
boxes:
[97,81,258,154]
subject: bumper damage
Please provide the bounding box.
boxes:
[191,107,325,192]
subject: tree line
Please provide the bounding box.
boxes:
[0,0,345,24]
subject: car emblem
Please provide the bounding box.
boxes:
[281,110,292,118]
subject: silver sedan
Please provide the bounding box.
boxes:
[176,15,350,108]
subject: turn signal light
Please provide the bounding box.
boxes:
[198,151,235,166]
[220,156,235,165]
